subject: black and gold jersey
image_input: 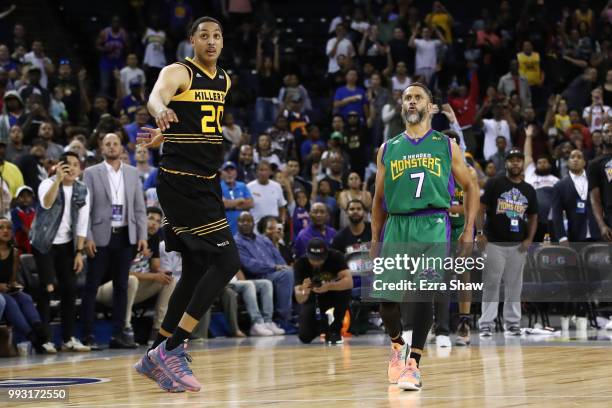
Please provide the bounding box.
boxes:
[161,57,231,178]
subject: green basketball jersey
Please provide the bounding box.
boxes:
[382,130,453,214]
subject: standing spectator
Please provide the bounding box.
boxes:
[299,125,326,161]
[338,172,372,229]
[489,136,508,176]
[294,202,337,258]
[326,24,355,76]
[358,25,387,71]
[266,115,295,162]
[293,238,353,344]
[134,145,156,187]
[333,69,369,121]
[331,199,372,253]
[96,16,129,96]
[561,67,597,112]
[119,54,146,96]
[118,80,146,122]
[523,125,560,241]
[247,160,286,223]
[282,95,310,145]
[475,102,513,161]
[221,161,253,235]
[476,149,538,337]
[388,62,411,93]
[222,112,242,152]
[0,218,56,354]
[588,123,612,241]
[30,152,90,352]
[19,67,51,110]
[10,186,35,255]
[582,88,610,133]
[253,133,282,169]
[343,112,369,178]
[23,40,54,89]
[82,133,148,349]
[97,207,175,343]
[235,212,294,331]
[48,60,85,125]
[497,60,532,109]
[123,107,152,162]
[552,149,600,243]
[425,1,454,43]
[167,0,193,40]
[409,23,445,85]
[254,32,281,125]
[142,15,167,88]
[517,40,544,90]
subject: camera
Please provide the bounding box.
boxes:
[311,276,323,288]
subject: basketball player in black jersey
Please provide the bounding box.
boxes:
[133,17,240,393]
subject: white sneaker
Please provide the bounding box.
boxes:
[605,319,612,331]
[250,323,274,336]
[435,335,452,348]
[560,316,570,332]
[41,342,57,354]
[426,326,436,343]
[61,337,91,352]
[576,317,588,333]
[264,322,285,335]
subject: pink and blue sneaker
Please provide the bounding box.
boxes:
[134,353,185,393]
[148,340,202,392]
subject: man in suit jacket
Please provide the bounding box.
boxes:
[552,149,600,243]
[82,133,148,348]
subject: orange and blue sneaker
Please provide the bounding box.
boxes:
[397,358,422,391]
[134,353,185,393]
[388,342,407,384]
[148,340,202,392]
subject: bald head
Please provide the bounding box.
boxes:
[102,133,123,161]
[237,211,254,235]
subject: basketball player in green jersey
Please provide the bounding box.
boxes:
[370,83,479,390]
[134,17,240,393]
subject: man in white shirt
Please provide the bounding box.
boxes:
[326,25,355,74]
[120,54,146,95]
[31,152,90,352]
[478,103,512,161]
[23,40,54,88]
[582,87,611,133]
[409,24,444,84]
[247,160,287,223]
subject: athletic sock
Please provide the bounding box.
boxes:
[149,333,169,352]
[166,327,190,351]
[409,351,421,367]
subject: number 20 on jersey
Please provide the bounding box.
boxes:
[201,105,224,133]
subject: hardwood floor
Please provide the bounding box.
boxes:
[1,335,612,407]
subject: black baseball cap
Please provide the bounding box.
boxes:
[506,149,525,161]
[306,238,328,261]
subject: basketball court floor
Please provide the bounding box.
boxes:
[2,330,612,408]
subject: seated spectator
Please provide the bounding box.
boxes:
[96,207,174,344]
[230,269,283,336]
[253,133,282,170]
[124,107,153,164]
[259,215,293,265]
[338,172,372,229]
[311,179,338,227]
[194,286,245,339]
[6,125,29,164]
[321,153,346,196]
[10,186,35,255]
[119,53,146,96]
[235,212,294,330]
[284,158,311,196]
[294,202,337,258]
[17,139,46,194]
[220,161,253,235]
[0,217,56,353]
[37,121,63,161]
[290,189,311,239]
[0,92,25,142]
[583,87,610,134]
[294,238,353,344]
[299,125,326,160]
[236,145,256,183]
[282,95,310,145]
[266,115,296,162]
[30,152,90,352]
[247,160,287,223]
[222,112,242,152]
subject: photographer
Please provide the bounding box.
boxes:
[294,238,353,345]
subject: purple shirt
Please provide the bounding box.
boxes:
[293,225,337,258]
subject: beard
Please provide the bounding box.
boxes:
[349,215,364,225]
[402,107,425,125]
[534,168,552,176]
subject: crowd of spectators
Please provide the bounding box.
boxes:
[1,0,612,354]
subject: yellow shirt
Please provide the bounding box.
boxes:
[555,114,570,132]
[425,12,452,43]
[517,52,541,86]
[0,161,25,197]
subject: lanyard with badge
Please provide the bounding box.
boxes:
[575,177,587,214]
[510,216,520,233]
[108,168,124,222]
